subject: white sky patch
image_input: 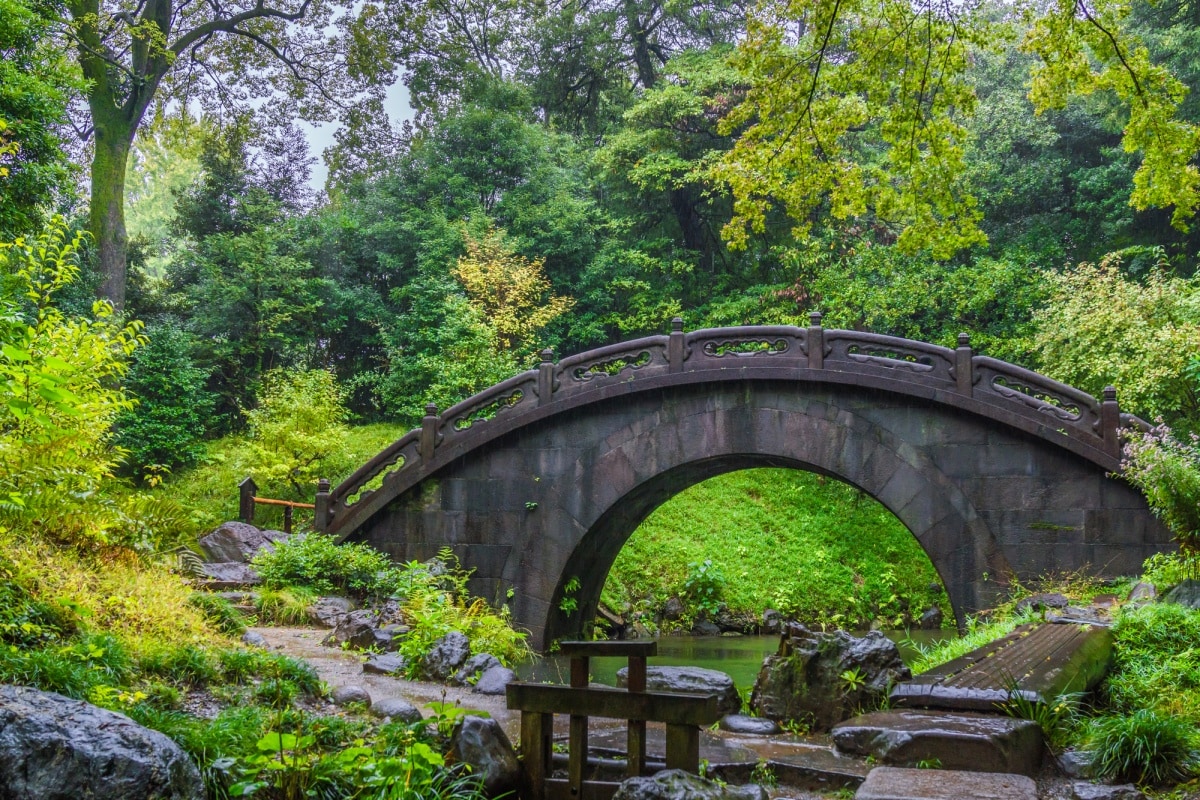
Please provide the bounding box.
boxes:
[300,80,415,193]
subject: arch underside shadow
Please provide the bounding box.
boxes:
[350,380,1170,650]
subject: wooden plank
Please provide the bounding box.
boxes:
[520,712,553,800]
[569,715,588,798]
[891,623,1113,712]
[664,723,700,772]
[507,683,721,726]
[557,641,658,658]
[627,654,647,777]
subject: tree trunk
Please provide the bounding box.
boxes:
[90,122,133,313]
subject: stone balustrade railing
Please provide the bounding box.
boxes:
[317,317,1141,538]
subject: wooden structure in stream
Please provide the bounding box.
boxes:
[506,641,723,800]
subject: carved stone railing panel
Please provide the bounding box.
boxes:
[556,336,670,389]
[973,357,1101,435]
[824,331,955,384]
[331,432,420,511]
[686,326,806,365]
[442,372,538,439]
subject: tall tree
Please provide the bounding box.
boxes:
[59,0,392,310]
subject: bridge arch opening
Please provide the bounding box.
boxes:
[543,455,959,646]
[589,465,948,640]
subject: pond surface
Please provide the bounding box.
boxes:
[516,630,951,690]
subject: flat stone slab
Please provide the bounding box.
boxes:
[856,767,1036,800]
[890,623,1112,712]
[832,709,1043,776]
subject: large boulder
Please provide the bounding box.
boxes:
[616,666,741,716]
[421,631,471,681]
[198,522,287,563]
[448,715,519,797]
[473,666,515,696]
[323,610,385,650]
[750,623,910,730]
[197,562,261,588]
[1164,579,1200,609]
[371,697,422,724]
[452,654,501,686]
[307,596,355,628]
[0,685,204,799]
[611,769,767,800]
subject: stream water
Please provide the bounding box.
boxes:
[516,630,950,690]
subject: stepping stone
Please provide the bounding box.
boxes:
[832,709,1043,776]
[856,767,1036,800]
[890,622,1112,713]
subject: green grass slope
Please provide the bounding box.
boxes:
[602,468,947,630]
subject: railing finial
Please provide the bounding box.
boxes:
[807,312,824,369]
[538,348,556,406]
[669,318,686,373]
[809,311,823,327]
[1101,385,1120,458]
[958,332,971,348]
[671,316,683,333]
[421,404,440,462]
[955,333,974,396]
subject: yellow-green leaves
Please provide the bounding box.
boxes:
[713,0,997,258]
[1023,0,1200,230]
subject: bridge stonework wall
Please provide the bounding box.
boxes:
[327,323,1172,650]
[353,381,1166,650]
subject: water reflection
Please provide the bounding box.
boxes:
[517,630,950,690]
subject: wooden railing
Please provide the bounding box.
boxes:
[238,477,318,534]
[506,641,721,800]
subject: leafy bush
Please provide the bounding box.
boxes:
[1105,604,1200,721]
[1087,709,1200,785]
[682,558,726,616]
[187,592,247,635]
[114,321,214,477]
[251,534,397,597]
[1122,424,1200,569]
[245,368,349,495]
[254,586,318,626]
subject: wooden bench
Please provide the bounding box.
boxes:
[506,641,722,800]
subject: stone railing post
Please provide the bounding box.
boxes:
[538,348,555,406]
[420,403,439,463]
[1102,386,1121,457]
[669,317,685,373]
[238,476,257,524]
[314,478,330,532]
[955,333,974,396]
[807,312,824,369]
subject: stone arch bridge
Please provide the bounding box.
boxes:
[315,318,1170,649]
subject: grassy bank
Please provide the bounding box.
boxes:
[603,468,947,630]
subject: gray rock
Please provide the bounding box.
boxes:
[363,654,407,676]
[215,591,258,604]
[452,653,501,686]
[0,685,204,799]
[616,666,741,716]
[421,631,471,681]
[322,610,380,650]
[1015,592,1070,613]
[448,715,519,797]
[832,709,1043,776]
[761,609,781,634]
[1072,782,1146,800]
[1164,579,1200,609]
[197,561,261,588]
[718,714,780,735]
[663,597,685,621]
[472,666,515,695]
[241,631,268,648]
[918,606,943,629]
[331,685,371,707]
[856,767,1036,800]
[198,522,287,563]
[1048,606,1112,626]
[691,620,721,636]
[1126,582,1157,603]
[371,697,422,724]
[612,769,767,800]
[307,596,355,628]
[751,623,911,730]
[1058,750,1096,779]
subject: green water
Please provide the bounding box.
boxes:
[517,630,950,691]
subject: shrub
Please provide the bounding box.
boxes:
[245,368,349,495]
[1122,423,1200,570]
[1087,709,1200,785]
[251,534,396,596]
[254,586,318,625]
[187,592,247,635]
[114,321,214,477]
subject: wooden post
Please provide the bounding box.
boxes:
[569,655,590,798]
[955,333,974,396]
[420,403,439,463]
[283,504,293,534]
[808,312,824,369]
[538,348,555,406]
[1102,386,1121,458]
[664,723,700,772]
[626,654,647,777]
[238,477,257,524]
[668,317,685,373]
[520,711,553,800]
[314,478,330,533]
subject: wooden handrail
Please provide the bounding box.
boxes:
[252,497,315,509]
